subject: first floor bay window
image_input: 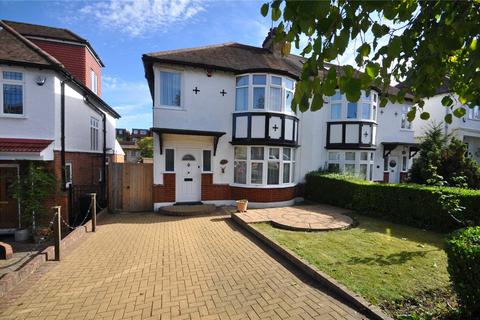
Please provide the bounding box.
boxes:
[234,146,296,186]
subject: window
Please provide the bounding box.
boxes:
[235,75,249,111]
[160,71,181,107]
[401,106,412,129]
[270,76,282,112]
[203,150,212,172]
[234,146,247,184]
[165,149,175,172]
[65,162,72,187]
[384,157,388,172]
[361,103,371,120]
[90,70,98,94]
[331,103,342,120]
[402,155,408,172]
[285,79,295,114]
[234,146,295,185]
[347,102,357,119]
[253,75,266,110]
[468,106,480,120]
[90,118,99,151]
[2,71,24,115]
[326,151,374,180]
[267,148,280,185]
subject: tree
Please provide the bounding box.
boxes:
[137,137,153,159]
[10,162,57,232]
[260,1,480,123]
[410,123,480,188]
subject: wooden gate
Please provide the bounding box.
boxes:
[109,163,153,212]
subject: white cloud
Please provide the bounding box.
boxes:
[79,0,205,37]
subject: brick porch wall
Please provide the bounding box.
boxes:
[153,173,176,202]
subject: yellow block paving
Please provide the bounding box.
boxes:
[0,212,365,320]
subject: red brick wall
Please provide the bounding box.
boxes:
[31,39,86,84]
[400,172,408,183]
[61,151,103,186]
[84,49,102,96]
[153,173,176,202]
[201,174,230,200]
[383,172,389,183]
[31,39,102,95]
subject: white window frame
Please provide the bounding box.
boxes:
[468,105,480,121]
[65,162,73,188]
[326,150,375,181]
[157,68,184,109]
[90,117,99,151]
[90,69,98,94]
[401,106,413,129]
[234,73,296,115]
[201,149,213,173]
[0,69,25,117]
[329,90,377,122]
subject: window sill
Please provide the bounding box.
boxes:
[399,128,414,132]
[155,106,186,111]
[229,183,296,189]
[0,114,27,119]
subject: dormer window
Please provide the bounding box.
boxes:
[159,71,181,107]
[235,74,296,114]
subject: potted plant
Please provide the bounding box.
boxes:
[236,199,248,212]
[10,162,56,242]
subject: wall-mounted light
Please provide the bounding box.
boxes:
[35,75,47,86]
[206,69,213,77]
[220,159,228,173]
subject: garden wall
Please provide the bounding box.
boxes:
[305,173,480,232]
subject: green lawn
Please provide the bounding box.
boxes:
[253,214,453,316]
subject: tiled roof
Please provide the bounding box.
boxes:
[0,138,53,153]
[3,20,87,43]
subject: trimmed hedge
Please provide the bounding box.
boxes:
[305,172,480,232]
[445,227,480,317]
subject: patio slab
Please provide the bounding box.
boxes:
[233,204,354,231]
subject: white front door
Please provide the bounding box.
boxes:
[388,156,400,183]
[176,150,201,203]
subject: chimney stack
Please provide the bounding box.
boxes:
[262,28,285,56]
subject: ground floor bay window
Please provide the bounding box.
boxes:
[234,146,296,186]
[327,150,375,180]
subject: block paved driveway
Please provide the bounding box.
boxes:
[0,212,365,320]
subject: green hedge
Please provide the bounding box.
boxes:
[305,173,480,232]
[445,227,480,317]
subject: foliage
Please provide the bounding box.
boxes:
[10,162,56,231]
[410,123,480,189]
[254,214,452,318]
[445,227,480,318]
[260,1,480,122]
[137,137,153,159]
[305,172,480,232]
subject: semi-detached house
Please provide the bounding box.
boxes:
[143,31,419,209]
[0,20,121,231]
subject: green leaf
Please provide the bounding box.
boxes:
[441,96,454,107]
[323,68,337,96]
[365,62,380,78]
[260,3,269,17]
[272,7,281,21]
[453,107,466,118]
[420,112,430,120]
[357,43,371,57]
[445,113,453,124]
[311,92,325,111]
[407,107,417,122]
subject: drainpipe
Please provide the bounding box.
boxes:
[60,80,66,191]
[102,113,107,205]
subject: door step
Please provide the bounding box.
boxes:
[158,204,216,216]
[173,201,203,206]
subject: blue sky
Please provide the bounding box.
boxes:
[0,0,282,129]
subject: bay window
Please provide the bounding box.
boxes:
[2,71,24,115]
[233,146,296,186]
[234,74,296,113]
[468,106,480,120]
[329,90,377,122]
[347,103,357,119]
[160,70,181,107]
[326,150,375,181]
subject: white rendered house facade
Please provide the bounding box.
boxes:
[411,90,480,163]
[143,38,417,209]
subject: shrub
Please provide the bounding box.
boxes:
[305,172,480,232]
[445,227,480,318]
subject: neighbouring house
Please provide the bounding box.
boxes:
[116,128,152,163]
[142,30,418,209]
[409,83,480,163]
[0,20,121,232]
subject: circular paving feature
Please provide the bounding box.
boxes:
[233,205,354,231]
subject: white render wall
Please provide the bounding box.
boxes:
[0,64,117,158]
[151,63,417,188]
